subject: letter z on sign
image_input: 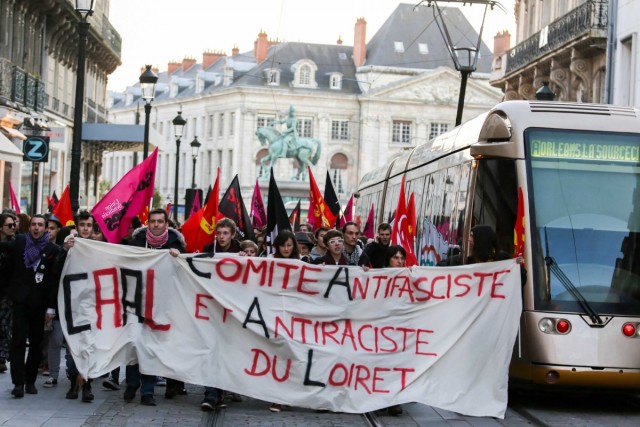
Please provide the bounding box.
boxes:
[23,136,50,162]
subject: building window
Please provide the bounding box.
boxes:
[392,120,412,144]
[394,41,405,53]
[257,115,275,130]
[218,113,224,137]
[429,122,449,139]
[297,118,313,138]
[419,43,429,55]
[266,69,280,85]
[229,112,235,136]
[620,36,635,106]
[330,73,342,90]
[299,65,311,86]
[331,120,349,141]
[208,115,214,137]
[330,153,349,195]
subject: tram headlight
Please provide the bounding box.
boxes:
[538,318,554,334]
[622,323,637,337]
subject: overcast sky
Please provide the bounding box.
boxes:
[106,0,516,92]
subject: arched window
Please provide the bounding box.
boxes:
[292,60,318,88]
[329,153,349,195]
[299,65,311,86]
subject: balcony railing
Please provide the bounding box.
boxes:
[505,0,608,75]
[101,14,122,57]
[0,58,45,113]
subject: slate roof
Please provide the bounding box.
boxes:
[365,3,493,73]
[110,3,492,109]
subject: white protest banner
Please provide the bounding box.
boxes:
[60,238,522,418]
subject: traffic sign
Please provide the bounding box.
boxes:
[23,136,50,162]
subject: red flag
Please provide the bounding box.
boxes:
[138,204,149,226]
[250,178,266,229]
[339,194,354,227]
[391,176,418,266]
[166,202,172,216]
[53,185,74,226]
[362,203,375,239]
[218,175,255,241]
[9,182,20,213]
[308,167,336,230]
[92,148,158,243]
[407,192,416,246]
[182,168,220,253]
[514,186,525,257]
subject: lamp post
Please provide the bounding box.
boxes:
[69,0,95,215]
[424,0,499,126]
[190,136,201,188]
[172,111,186,222]
[139,65,158,160]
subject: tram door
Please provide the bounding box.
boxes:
[468,159,519,261]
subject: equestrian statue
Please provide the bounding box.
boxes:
[255,105,321,181]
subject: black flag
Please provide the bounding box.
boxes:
[324,171,341,227]
[218,175,255,242]
[266,168,291,255]
[288,200,301,231]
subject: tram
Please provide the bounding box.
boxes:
[356,100,640,390]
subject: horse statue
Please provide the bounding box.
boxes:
[256,126,322,180]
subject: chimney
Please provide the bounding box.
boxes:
[203,50,224,69]
[254,30,268,64]
[353,18,367,67]
[182,56,197,71]
[337,36,343,45]
[232,45,239,56]
[152,66,160,74]
[493,30,511,56]
[167,60,181,75]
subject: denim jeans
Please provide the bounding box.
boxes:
[204,386,222,402]
[126,364,156,396]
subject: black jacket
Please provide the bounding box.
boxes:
[0,234,62,307]
[129,227,186,252]
[363,240,390,268]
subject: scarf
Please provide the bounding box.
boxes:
[343,244,363,266]
[146,228,169,249]
[24,232,50,270]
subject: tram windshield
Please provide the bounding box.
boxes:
[527,128,640,315]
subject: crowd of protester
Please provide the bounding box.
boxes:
[0,206,410,416]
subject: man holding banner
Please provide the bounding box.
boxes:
[125,208,184,406]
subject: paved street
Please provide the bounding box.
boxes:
[0,352,530,427]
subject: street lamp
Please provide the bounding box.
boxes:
[69,0,95,215]
[139,65,158,160]
[172,111,186,221]
[422,0,501,126]
[190,136,201,188]
[535,82,556,101]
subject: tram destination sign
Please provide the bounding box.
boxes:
[530,139,640,163]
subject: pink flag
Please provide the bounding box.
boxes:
[250,178,266,229]
[339,194,354,227]
[92,148,158,243]
[9,182,20,213]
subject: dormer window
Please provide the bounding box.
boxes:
[292,60,318,88]
[265,68,280,86]
[394,41,405,53]
[330,73,343,90]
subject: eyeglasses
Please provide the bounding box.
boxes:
[3,223,16,228]
[327,238,344,245]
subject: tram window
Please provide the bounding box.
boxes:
[472,159,518,259]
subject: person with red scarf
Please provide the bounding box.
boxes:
[0,214,62,398]
[125,208,185,406]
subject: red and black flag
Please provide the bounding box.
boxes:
[288,200,301,231]
[47,191,59,213]
[218,175,255,242]
[266,168,291,255]
[324,171,341,227]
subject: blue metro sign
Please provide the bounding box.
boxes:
[23,136,50,162]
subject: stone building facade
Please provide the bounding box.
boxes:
[490,0,608,102]
[106,4,503,215]
[0,0,120,212]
